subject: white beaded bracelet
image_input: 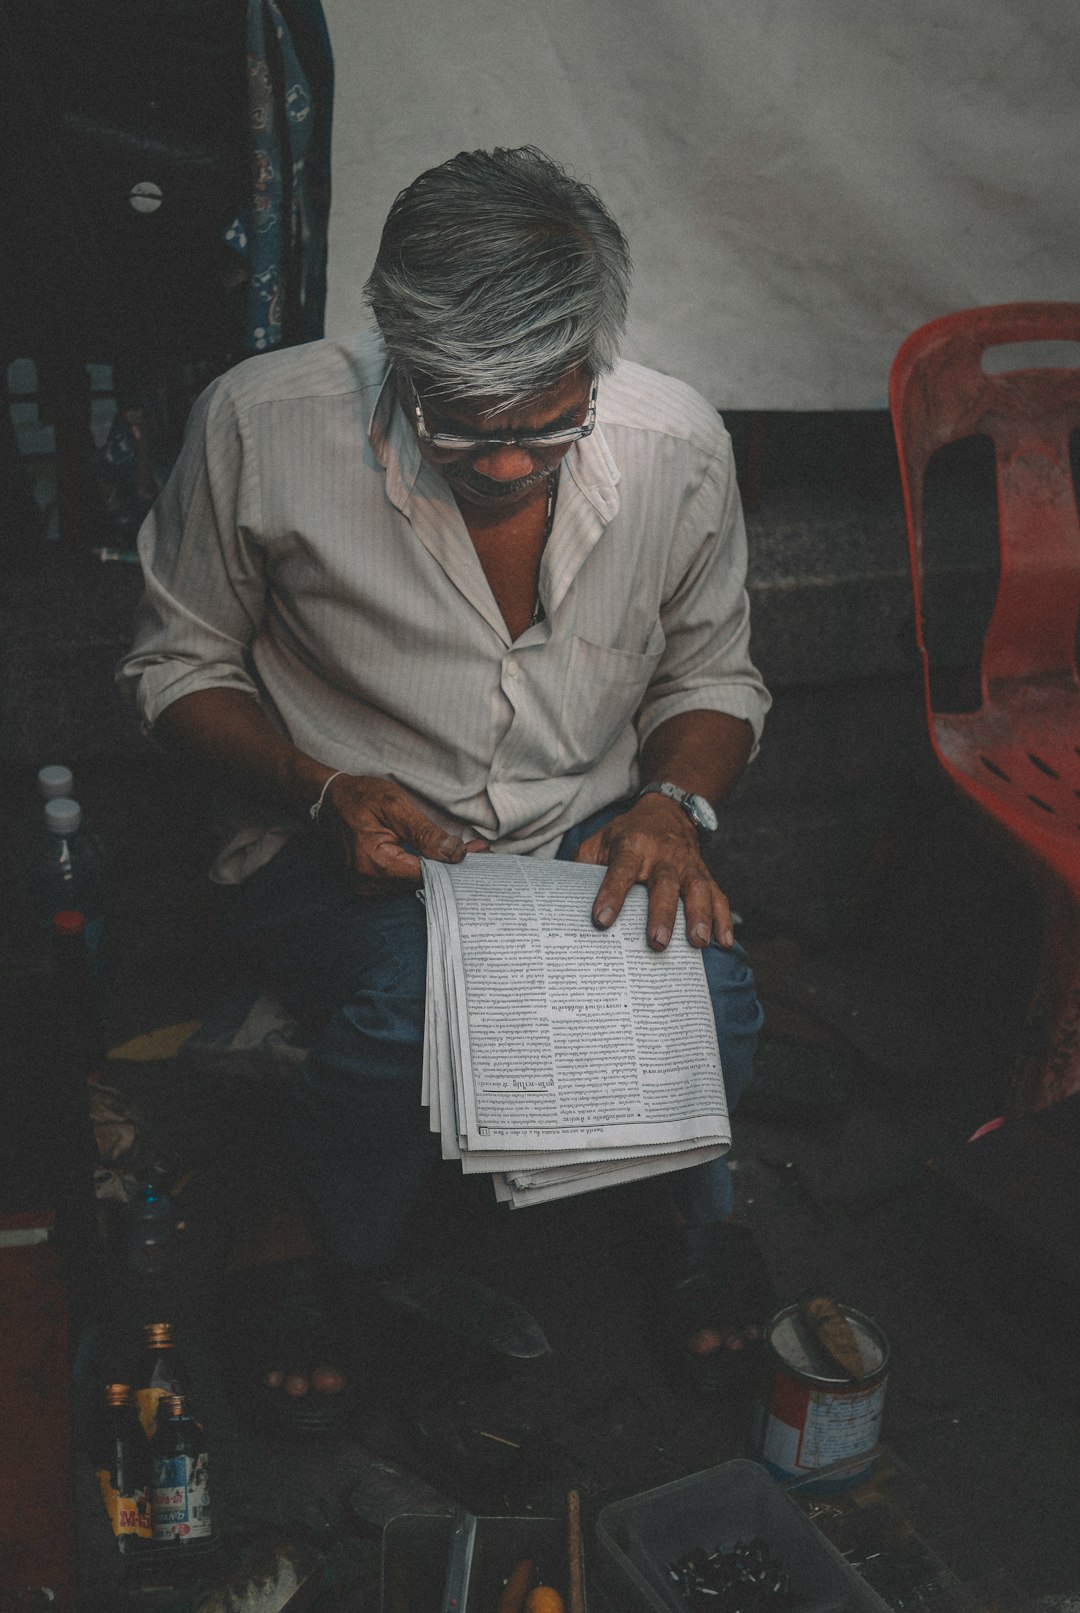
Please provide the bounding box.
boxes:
[309,770,345,826]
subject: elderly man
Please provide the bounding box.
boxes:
[120,146,772,1427]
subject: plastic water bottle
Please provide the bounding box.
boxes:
[53,908,107,1082]
[27,765,75,904]
[38,762,74,803]
[127,1177,176,1278]
[31,796,106,975]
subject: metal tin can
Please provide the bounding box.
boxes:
[750,1303,889,1493]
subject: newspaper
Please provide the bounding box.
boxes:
[421,854,729,1207]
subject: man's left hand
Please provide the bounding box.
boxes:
[573,794,734,952]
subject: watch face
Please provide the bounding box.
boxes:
[687,793,718,833]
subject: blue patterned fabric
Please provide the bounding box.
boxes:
[226,0,333,353]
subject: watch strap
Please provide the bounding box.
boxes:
[637,780,717,834]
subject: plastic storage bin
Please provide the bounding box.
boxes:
[596,1459,889,1613]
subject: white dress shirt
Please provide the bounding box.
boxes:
[118,332,770,882]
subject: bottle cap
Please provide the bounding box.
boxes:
[142,1321,175,1348]
[104,1382,133,1406]
[38,764,74,800]
[44,797,81,836]
[53,909,86,937]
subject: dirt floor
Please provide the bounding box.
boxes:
[0,728,1057,1613]
[4,381,1077,1610]
[3,683,1079,1609]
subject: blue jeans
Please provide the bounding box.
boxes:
[218,804,763,1269]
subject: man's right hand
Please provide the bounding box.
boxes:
[151,691,488,894]
[318,773,486,895]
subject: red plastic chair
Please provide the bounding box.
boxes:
[890,302,1080,1111]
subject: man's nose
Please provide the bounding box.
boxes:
[468,442,539,482]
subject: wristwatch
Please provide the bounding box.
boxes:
[637,780,718,835]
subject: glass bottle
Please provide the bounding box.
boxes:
[135,1321,195,1440]
[94,1383,152,1556]
[150,1394,211,1547]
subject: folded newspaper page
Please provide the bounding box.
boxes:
[420,853,729,1207]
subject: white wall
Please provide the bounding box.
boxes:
[321,0,1080,408]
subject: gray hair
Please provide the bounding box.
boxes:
[364,146,632,410]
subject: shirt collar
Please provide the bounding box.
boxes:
[564,402,621,522]
[366,358,396,462]
[368,360,425,513]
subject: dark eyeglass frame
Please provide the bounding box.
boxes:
[407,374,598,453]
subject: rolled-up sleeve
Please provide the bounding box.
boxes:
[116,378,268,732]
[635,439,771,754]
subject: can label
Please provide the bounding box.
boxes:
[759,1378,886,1473]
[151,1453,211,1541]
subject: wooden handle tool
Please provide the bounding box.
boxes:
[796,1293,867,1381]
[566,1487,587,1613]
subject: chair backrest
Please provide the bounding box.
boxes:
[889,303,1080,706]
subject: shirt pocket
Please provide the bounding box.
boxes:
[558,621,666,772]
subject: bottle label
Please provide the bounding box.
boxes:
[152,1453,211,1541]
[137,1385,169,1439]
[97,1468,152,1539]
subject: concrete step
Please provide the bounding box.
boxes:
[738,412,999,692]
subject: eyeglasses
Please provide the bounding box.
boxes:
[407,374,598,453]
